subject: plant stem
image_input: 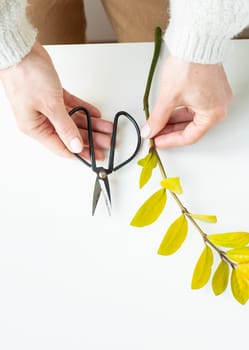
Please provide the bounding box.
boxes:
[143,26,162,121]
[143,27,236,269]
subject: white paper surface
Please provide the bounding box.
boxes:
[0,41,249,349]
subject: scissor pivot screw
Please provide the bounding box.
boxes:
[99,170,107,179]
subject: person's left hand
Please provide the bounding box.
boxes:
[0,41,113,160]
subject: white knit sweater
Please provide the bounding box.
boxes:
[0,0,37,69]
[0,0,249,69]
[164,0,249,63]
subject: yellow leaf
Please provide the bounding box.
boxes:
[191,246,214,289]
[208,232,249,248]
[212,260,229,296]
[189,213,217,224]
[139,166,153,189]
[231,264,249,304]
[138,152,158,188]
[227,247,249,263]
[130,189,166,227]
[160,177,183,194]
[157,214,188,256]
[238,263,249,279]
[137,153,150,166]
[137,152,157,167]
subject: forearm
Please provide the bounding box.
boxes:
[0,0,37,69]
[164,0,249,63]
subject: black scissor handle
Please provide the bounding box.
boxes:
[68,106,141,173]
[68,106,96,169]
[109,111,141,172]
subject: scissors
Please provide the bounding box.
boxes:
[68,106,141,215]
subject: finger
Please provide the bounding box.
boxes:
[77,147,106,161]
[79,129,111,150]
[167,107,195,124]
[63,89,101,118]
[27,119,74,158]
[141,93,175,139]
[157,121,190,135]
[43,99,84,153]
[71,113,113,134]
[14,108,73,157]
[154,113,214,148]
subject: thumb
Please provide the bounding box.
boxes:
[45,101,84,153]
[141,95,174,139]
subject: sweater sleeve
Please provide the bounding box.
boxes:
[164,0,249,64]
[0,0,37,69]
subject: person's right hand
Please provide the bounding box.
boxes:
[141,55,233,148]
[0,41,113,159]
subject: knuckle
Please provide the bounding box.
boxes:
[44,100,59,114]
[43,97,63,115]
[56,120,75,137]
[196,113,212,127]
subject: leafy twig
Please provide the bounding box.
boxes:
[131,26,249,304]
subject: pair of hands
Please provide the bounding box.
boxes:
[0,41,233,159]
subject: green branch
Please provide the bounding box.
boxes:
[143,26,162,121]
[142,26,236,269]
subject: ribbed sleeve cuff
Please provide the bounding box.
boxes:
[164,25,230,64]
[0,15,37,69]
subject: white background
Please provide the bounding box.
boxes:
[0,41,249,349]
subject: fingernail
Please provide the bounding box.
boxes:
[141,124,151,138]
[69,137,83,153]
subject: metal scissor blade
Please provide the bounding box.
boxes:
[92,176,112,216]
[92,177,102,216]
[99,177,112,216]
